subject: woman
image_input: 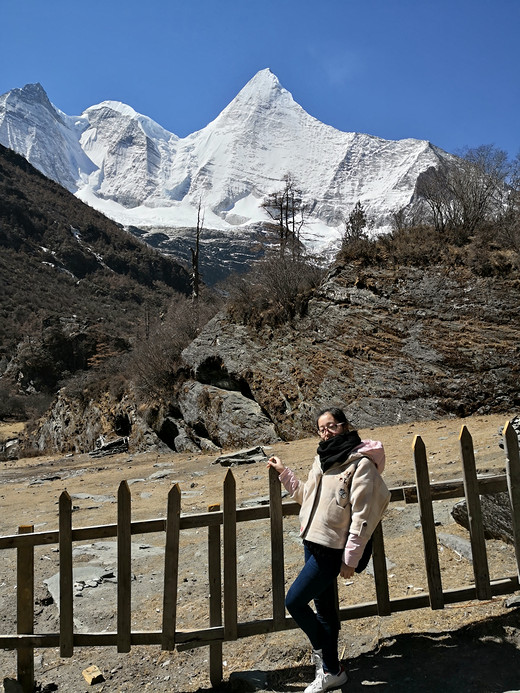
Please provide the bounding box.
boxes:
[267,407,390,693]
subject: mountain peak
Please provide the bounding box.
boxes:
[248,67,280,87]
[214,68,298,126]
[86,100,140,119]
[3,82,53,110]
[20,82,47,97]
[237,67,286,101]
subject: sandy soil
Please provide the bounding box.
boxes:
[1,412,519,692]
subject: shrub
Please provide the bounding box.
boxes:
[127,290,222,399]
[226,254,325,327]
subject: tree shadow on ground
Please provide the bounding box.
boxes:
[200,609,520,693]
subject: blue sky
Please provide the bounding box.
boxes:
[2,0,519,157]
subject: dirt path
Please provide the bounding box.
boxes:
[1,412,519,692]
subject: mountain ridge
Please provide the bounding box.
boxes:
[0,70,449,258]
[0,141,192,396]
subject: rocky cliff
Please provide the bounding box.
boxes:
[181,262,520,439]
[27,261,519,455]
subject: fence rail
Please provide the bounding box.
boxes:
[1,421,519,691]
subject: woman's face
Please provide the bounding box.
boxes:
[317,412,346,441]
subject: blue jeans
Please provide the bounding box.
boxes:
[285,542,343,674]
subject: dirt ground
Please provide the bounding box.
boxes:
[1,412,520,693]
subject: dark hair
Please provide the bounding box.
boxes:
[315,407,349,429]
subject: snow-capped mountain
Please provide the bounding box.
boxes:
[0,69,449,277]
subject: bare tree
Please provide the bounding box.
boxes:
[262,173,305,257]
[417,145,511,237]
[130,291,221,398]
[497,150,520,252]
[416,164,455,233]
[190,199,204,302]
[390,205,423,232]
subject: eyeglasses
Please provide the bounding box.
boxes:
[318,422,343,435]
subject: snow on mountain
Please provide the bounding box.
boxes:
[0,69,448,256]
[0,83,96,191]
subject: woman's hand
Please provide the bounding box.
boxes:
[267,456,285,474]
[340,562,355,579]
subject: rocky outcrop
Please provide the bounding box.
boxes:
[182,263,520,437]
[24,262,520,456]
[30,391,164,455]
[0,437,19,461]
[26,379,279,455]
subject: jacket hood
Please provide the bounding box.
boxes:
[352,439,386,474]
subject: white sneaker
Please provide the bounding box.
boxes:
[304,665,348,693]
[311,648,323,677]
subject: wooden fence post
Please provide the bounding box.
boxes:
[269,465,286,628]
[459,426,491,599]
[223,469,238,641]
[17,525,34,693]
[117,481,132,652]
[503,421,520,580]
[59,491,74,657]
[162,484,181,651]
[208,503,223,687]
[413,435,444,609]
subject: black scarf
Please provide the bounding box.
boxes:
[317,430,362,473]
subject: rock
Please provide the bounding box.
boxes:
[173,429,201,453]
[229,669,269,691]
[21,263,520,454]
[241,496,269,507]
[212,446,268,466]
[147,470,174,480]
[504,595,520,609]
[365,557,396,576]
[44,565,119,604]
[70,492,115,503]
[88,436,128,457]
[27,390,170,456]
[499,415,520,449]
[438,532,473,561]
[82,665,104,685]
[196,436,222,452]
[451,493,515,544]
[0,438,19,461]
[176,380,279,448]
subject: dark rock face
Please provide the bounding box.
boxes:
[32,391,168,455]
[182,263,520,438]
[138,223,271,286]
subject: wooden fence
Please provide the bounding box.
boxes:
[0,421,519,691]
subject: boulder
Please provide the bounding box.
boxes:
[452,492,515,544]
[499,415,520,449]
[176,380,279,449]
[212,446,268,466]
[0,438,19,461]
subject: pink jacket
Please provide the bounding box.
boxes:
[279,440,390,568]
